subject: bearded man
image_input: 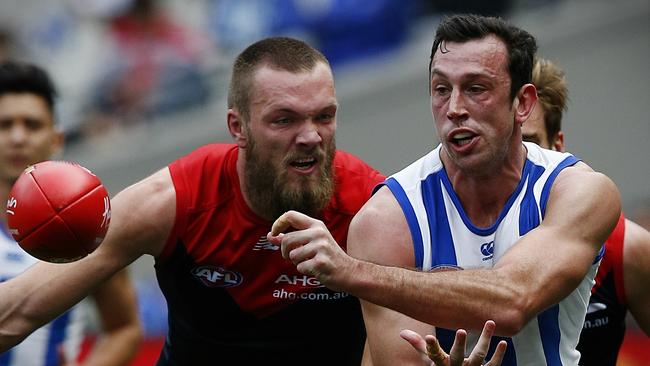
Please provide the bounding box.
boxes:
[0,37,384,365]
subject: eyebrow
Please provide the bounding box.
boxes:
[270,103,338,115]
[430,69,491,81]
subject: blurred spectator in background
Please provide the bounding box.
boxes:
[81,0,214,139]
[208,0,419,67]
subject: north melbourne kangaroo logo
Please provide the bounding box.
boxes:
[480,240,494,261]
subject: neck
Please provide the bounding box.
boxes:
[443,144,526,228]
[235,150,270,221]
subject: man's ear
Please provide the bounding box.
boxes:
[513,83,538,126]
[227,108,247,148]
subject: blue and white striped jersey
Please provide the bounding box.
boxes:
[381,142,600,365]
[0,224,88,366]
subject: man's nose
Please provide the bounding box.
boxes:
[446,89,468,122]
[296,119,323,146]
[8,124,29,144]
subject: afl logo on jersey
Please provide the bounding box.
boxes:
[191,265,243,288]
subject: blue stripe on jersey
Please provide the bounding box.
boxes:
[594,244,605,264]
[540,156,580,217]
[422,173,457,267]
[0,348,12,366]
[538,305,562,365]
[384,178,425,268]
[519,163,546,236]
[438,160,533,236]
[45,311,71,366]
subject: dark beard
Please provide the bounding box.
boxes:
[243,137,336,221]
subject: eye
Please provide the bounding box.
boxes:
[468,85,486,94]
[433,85,450,96]
[316,113,334,123]
[25,118,47,131]
[0,119,12,130]
[273,117,291,125]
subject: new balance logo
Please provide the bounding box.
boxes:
[253,236,279,251]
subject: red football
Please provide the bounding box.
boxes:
[6,161,111,263]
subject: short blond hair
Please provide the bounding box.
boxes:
[532,58,568,146]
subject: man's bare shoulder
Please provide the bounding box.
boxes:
[544,162,621,246]
[108,167,176,258]
[348,186,414,266]
[550,161,619,201]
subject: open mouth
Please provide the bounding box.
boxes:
[451,132,476,146]
[289,157,317,171]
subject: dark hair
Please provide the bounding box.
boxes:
[0,60,57,113]
[430,14,537,100]
[227,37,330,122]
[532,57,568,145]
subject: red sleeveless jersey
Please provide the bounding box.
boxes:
[577,213,627,365]
[155,144,384,365]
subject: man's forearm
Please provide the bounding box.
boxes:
[344,260,527,335]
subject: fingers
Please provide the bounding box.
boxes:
[448,328,467,363]
[268,212,329,260]
[275,225,320,260]
[268,211,315,259]
[466,319,495,364]
[270,210,311,236]
[425,334,448,366]
[400,329,428,354]
[485,340,507,366]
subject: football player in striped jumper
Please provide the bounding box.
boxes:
[270,14,621,365]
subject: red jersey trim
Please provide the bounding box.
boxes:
[609,213,626,305]
[158,163,190,261]
[593,213,626,304]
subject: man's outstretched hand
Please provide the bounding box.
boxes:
[400,320,507,366]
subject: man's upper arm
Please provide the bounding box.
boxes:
[623,219,650,334]
[106,167,176,259]
[348,186,412,264]
[349,186,433,365]
[495,164,621,315]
